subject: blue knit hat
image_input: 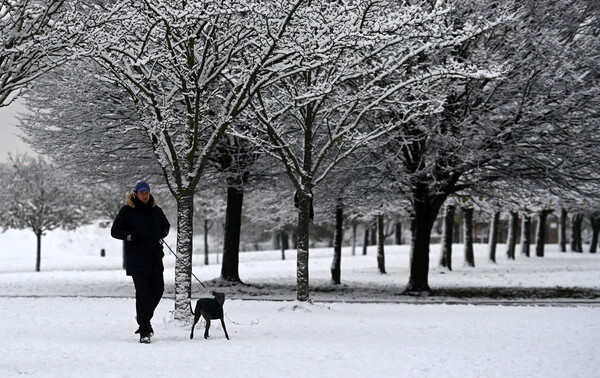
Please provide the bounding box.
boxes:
[134,181,150,192]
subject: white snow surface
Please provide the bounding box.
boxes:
[1,223,599,378]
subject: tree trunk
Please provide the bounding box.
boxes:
[296,190,312,301]
[35,228,42,272]
[506,211,519,260]
[220,185,244,282]
[351,221,357,256]
[520,214,531,257]
[577,218,584,253]
[174,192,194,321]
[204,219,210,265]
[439,205,455,271]
[280,230,289,260]
[330,200,343,284]
[488,212,500,263]
[590,215,599,254]
[377,214,386,274]
[570,213,583,252]
[362,226,369,255]
[395,221,403,245]
[559,207,568,252]
[535,209,552,257]
[403,184,446,295]
[463,207,475,267]
[590,215,600,253]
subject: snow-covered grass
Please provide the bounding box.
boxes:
[1,223,599,378]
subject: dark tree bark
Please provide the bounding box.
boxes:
[220,185,244,282]
[506,211,519,260]
[351,221,357,256]
[536,209,553,257]
[204,219,210,266]
[488,212,500,263]
[571,213,584,253]
[463,207,475,267]
[520,214,532,257]
[330,200,344,284]
[439,205,456,270]
[576,216,584,253]
[35,228,42,272]
[377,214,386,274]
[395,221,403,245]
[362,226,369,255]
[590,215,600,254]
[559,207,568,252]
[402,183,447,295]
[280,230,289,260]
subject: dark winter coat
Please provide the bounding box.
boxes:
[111,193,170,276]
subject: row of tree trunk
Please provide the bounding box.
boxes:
[438,207,598,272]
[328,205,599,283]
[195,191,598,290]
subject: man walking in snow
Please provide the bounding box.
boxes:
[111,181,170,343]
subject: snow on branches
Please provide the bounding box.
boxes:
[0,0,86,106]
[245,0,510,192]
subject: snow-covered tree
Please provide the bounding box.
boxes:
[0,0,82,106]
[369,0,600,295]
[20,60,161,184]
[0,154,88,271]
[246,0,505,301]
[24,58,265,280]
[79,0,328,319]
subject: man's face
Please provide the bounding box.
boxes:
[137,190,150,204]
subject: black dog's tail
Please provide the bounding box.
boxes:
[189,301,195,316]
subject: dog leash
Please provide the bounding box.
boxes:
[160,239,207,289]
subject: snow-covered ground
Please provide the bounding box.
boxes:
[1,223,599,377]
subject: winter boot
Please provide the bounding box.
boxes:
[135,323,153,342]
[139,332,151,344]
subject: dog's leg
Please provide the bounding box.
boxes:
[220,317,230,340]
[204,315,211,339]
[190,313,201,339]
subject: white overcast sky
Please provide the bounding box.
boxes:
[0,100,35,162]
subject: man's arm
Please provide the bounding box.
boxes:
[111,207,133,241]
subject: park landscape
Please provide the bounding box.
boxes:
[1,1,600,377]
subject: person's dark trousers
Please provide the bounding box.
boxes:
[132,273,164,332]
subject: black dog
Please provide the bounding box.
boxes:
[190,291,230,340]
